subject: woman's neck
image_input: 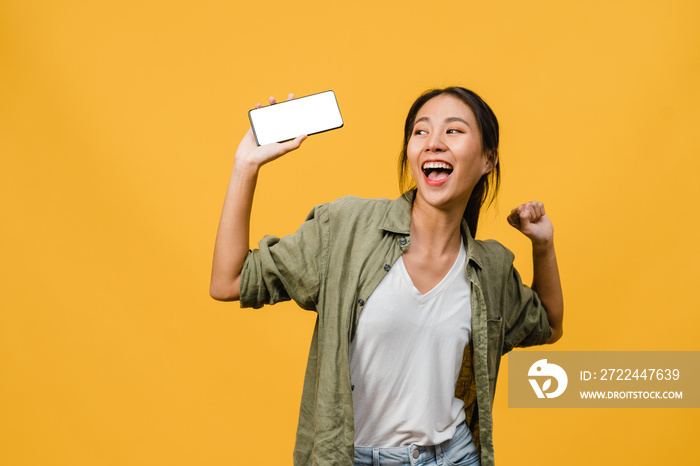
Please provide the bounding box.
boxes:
[409,195,466,256]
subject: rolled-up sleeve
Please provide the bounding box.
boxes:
[501,250,552,353]
[239,203,329,311]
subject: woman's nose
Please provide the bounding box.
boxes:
[427,133,447,152]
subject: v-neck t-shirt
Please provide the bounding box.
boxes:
[349,239,471,447]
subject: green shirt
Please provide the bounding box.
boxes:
[240,190,551,466]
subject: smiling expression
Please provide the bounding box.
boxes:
[407,94,495,212]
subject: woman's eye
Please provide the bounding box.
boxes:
[446,129,463,134]
[414,129,427,135]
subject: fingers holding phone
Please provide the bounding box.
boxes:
[260,93,295,106]
[233,126,307,172]
[234,90,343,171]
[234,93,308,171]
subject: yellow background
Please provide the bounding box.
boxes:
[2,0,699,464]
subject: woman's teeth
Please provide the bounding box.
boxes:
[422,161,454,181]
[422,161,453,170]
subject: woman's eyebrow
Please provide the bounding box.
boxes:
[445,117,471,126]
[414,116,470,126]
[414,116,431,124]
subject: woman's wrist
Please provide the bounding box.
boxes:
[531,235,555,255]
[232,156,262,177]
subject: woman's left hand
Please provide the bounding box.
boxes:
[507,201,554,246]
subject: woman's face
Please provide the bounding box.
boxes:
[407,94,494,212]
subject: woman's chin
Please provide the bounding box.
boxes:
[415,187,469,214]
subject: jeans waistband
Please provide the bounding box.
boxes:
[354,421,472,466]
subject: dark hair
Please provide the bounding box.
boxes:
[398,86,500,237]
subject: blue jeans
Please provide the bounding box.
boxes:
[353,422,480,466]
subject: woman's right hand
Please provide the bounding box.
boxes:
[233,93,308,171]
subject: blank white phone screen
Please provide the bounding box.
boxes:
[248,90,343,146]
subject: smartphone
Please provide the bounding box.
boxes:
[248,90,343,146]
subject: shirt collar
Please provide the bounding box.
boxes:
[379,189,484,269]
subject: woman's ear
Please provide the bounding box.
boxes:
[483,151,498,174]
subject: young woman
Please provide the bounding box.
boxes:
[210,87,563,466]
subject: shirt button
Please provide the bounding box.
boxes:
[412,450,419,459]
[358,299,365,306]
[399,237,407,245]
[383,264,391,271]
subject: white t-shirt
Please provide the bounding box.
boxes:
[350,240,471,447]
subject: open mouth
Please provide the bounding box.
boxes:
[422,161,454,183]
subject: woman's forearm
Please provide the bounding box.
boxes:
[531,239,563,343]
[209,160,260,301]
